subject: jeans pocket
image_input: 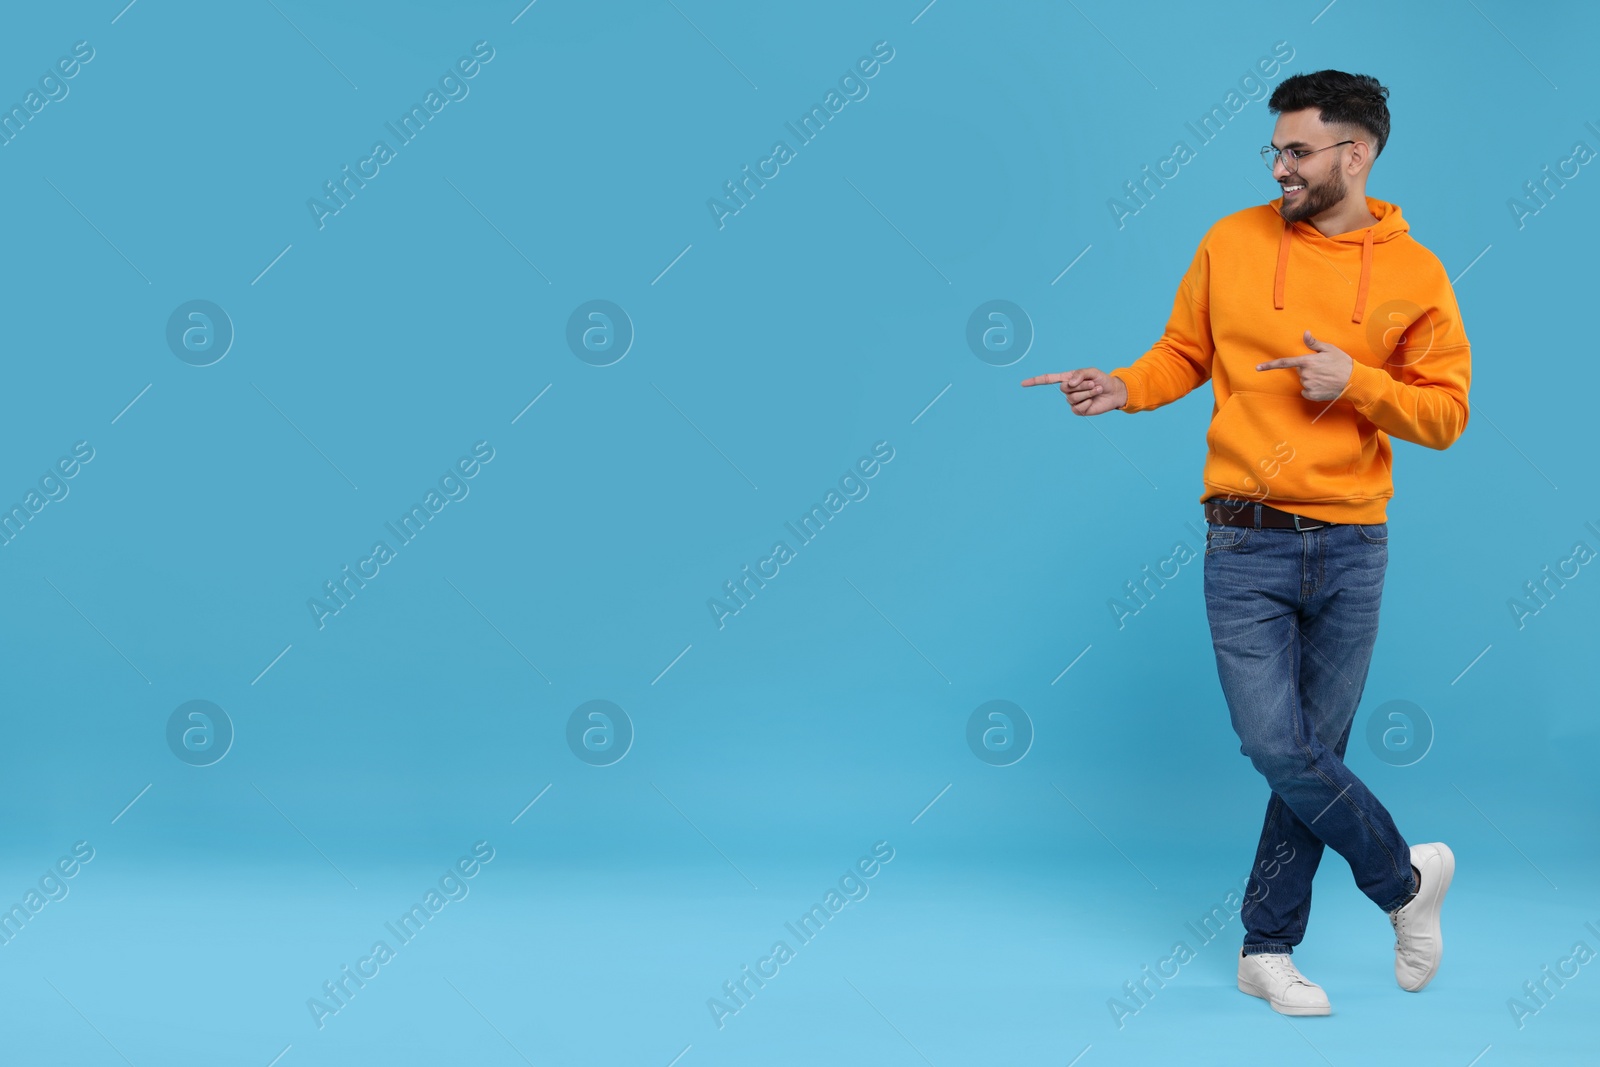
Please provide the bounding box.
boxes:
[1205,521,1251,554]
[1356,522,1388,545]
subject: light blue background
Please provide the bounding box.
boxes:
[1,1,1595,1064]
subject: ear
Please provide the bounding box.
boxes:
[1347,135,1374,175]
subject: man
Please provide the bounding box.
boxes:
[1022,70,1469,1015]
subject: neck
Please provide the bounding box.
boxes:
[1306,193,1379,236]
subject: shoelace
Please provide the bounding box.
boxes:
[1390,907,1409,952]
[1257,954,1315,988]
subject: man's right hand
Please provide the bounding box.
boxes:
[1019,368,1128,416]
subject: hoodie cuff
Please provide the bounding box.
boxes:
[1343,359,1391,410]
[1110,369,1142,412]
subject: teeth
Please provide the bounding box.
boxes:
[1284,185,1304,193]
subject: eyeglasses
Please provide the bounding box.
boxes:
[1259,140,1355,173]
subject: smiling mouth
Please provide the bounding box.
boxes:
[1282,183,1306,198]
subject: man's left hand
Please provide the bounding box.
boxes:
[1256,330,1354,401]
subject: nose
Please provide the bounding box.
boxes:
[1272,153,1293,180]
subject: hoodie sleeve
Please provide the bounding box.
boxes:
[1110,238,1214,412]
[1342,261,1471,450]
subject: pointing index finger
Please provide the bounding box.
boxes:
[1020,372,1077,387]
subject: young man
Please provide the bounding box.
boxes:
[1022,71,1469,1014]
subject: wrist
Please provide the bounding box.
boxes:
[1111,374,1129,409]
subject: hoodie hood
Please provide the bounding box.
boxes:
[1271,195,1409,324]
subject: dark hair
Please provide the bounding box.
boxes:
[1268,70,1390,159]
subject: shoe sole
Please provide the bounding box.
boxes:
[1237,976,1331,1016]
[1404,843,1456,992]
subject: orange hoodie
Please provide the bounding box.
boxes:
[1110,195,1471,525]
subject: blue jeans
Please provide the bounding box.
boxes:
[1201,502,1418,956]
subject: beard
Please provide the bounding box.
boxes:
[1279,165,1346,224]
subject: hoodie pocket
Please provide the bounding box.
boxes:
[1203,390,1361,502]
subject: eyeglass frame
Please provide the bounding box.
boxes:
[1259,140,1357,173]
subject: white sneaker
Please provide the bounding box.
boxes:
[1237,951,1332,1015]
[1390,841,1455,991]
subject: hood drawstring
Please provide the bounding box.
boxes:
[1273,223,1291,311]
[1352,229,1374,323]
[1272,220,1379,323]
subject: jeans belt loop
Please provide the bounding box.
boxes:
[1252,502,1262,529]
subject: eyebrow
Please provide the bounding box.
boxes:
[1270,140,1313,150]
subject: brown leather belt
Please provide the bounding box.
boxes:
[1203,498,1335,531]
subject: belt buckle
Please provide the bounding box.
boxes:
[1291,513,1326,532]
